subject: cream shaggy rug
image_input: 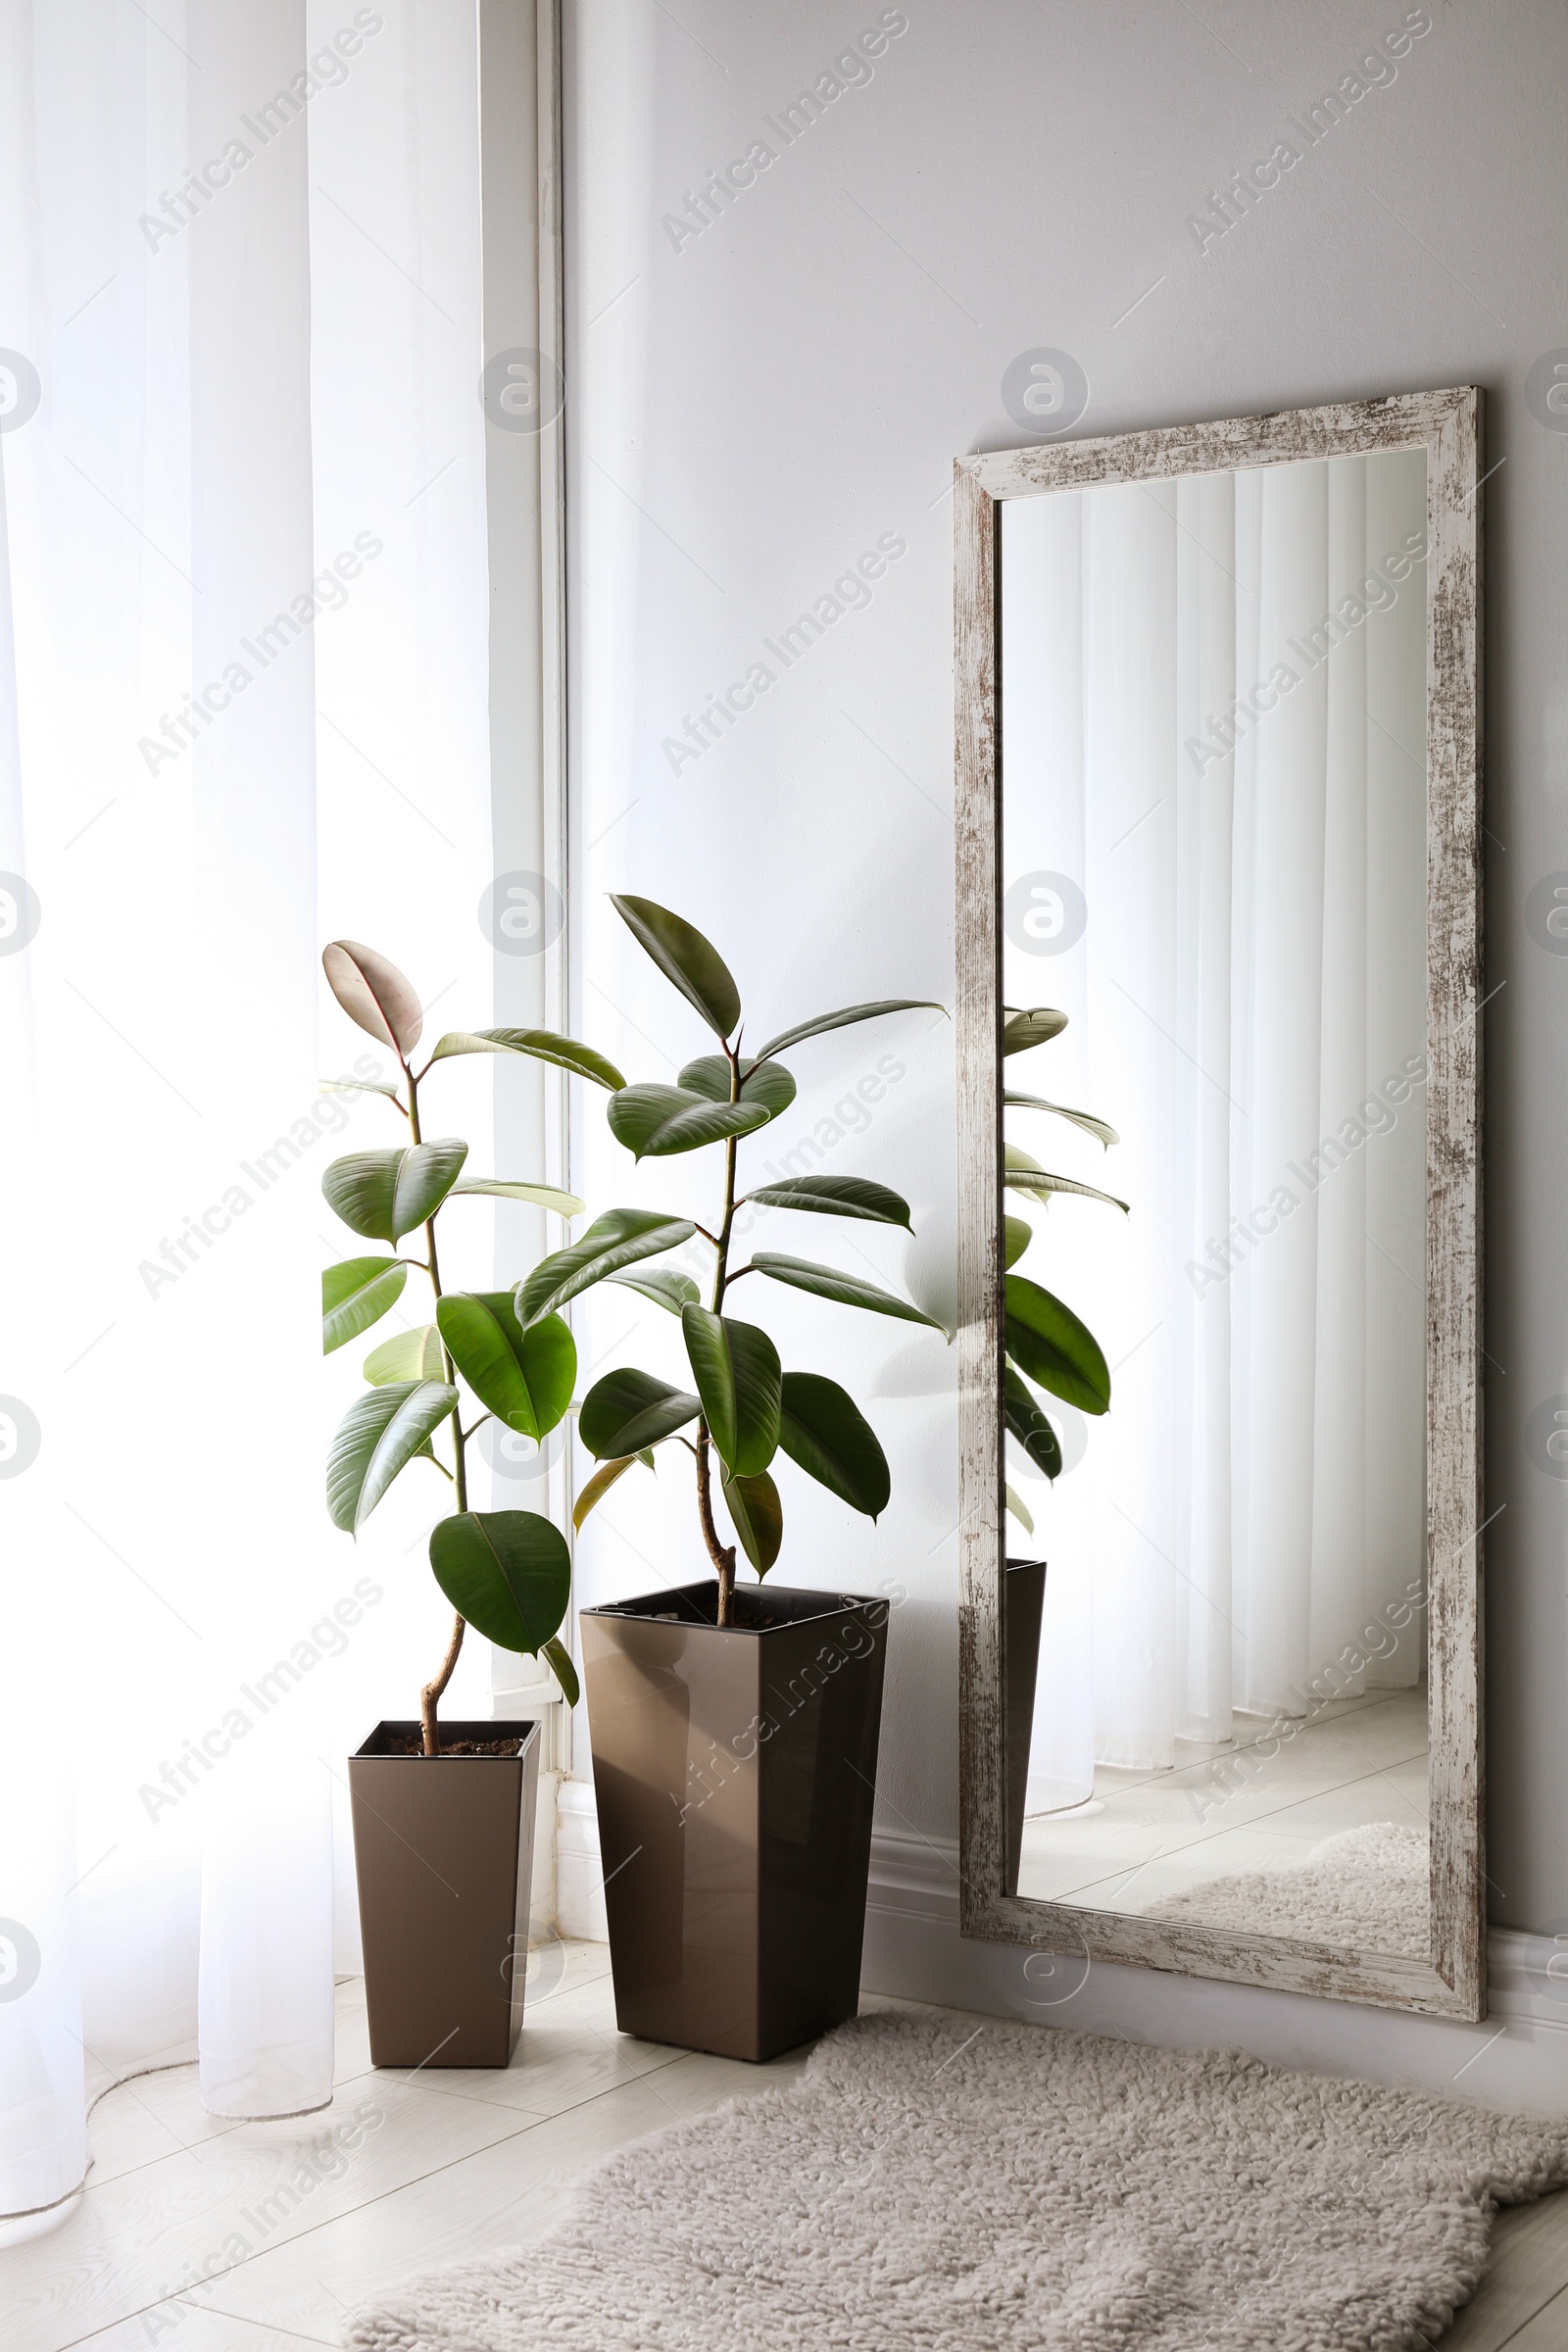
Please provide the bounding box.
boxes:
[344,2008,1568,2352]
[1149,1822,1430,1957]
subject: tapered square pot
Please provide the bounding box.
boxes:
[348,1719,539,2069]
[580,1580,887,2064]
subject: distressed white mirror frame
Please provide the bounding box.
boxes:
[955,388,1485,2019]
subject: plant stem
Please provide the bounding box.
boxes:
[696,1042,743,1627]
[696,1422,735,1627]
[407,1064,467,1745]
[420,1614,466,1756]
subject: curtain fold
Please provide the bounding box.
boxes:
[0,0,514,2200]
[1002,450,1428,1805]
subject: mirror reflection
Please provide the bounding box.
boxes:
[999,446,1430,1958]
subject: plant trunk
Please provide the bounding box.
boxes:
[420,1611,466,1754]
[407,1061,469,1749]
[696,1423,737,1626]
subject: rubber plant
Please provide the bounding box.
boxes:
[1000,1003,1128,1536]
[523,895,945,1628]
[318,940,623,1751]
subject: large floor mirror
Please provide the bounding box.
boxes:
[955,390,1484,2017]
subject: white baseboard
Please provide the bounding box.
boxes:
[551,1782,1568,2113]
[863,1828,1568,2115]
[556,1777,609,1942]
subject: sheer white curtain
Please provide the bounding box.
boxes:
[0,0,521,2206]
[1002,452,1428,1806]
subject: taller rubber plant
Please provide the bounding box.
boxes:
[318,940,623,1752]
[525,896,946,1628]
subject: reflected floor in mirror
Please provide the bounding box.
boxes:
[1016,1685,1429,1957]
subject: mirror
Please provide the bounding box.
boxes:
[955,392,1485,2018]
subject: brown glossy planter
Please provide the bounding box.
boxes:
[348,1718,539,2069]
[1004,1557,1048,1896]
[580,1580,887,2063]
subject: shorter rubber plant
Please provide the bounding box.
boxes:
[318,940,624,1752]
[999,1002,1128,1535]
[519,896,947,1628]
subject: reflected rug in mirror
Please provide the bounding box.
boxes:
[345,2008,1567,2351]
[1147,1821,1430,1957]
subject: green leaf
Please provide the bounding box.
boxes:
[579,1369,702,1458]
[1003,1006,1068,1056]
[722,1470,783,1575]
[437,1295,576,1439]
[364,1324,445,1384]
[607,1083,771,1159]
[610,894,741,1038]
[1004,1091,1119,1149]
[1004,1215,1033,1270]
[745,1253,946,1333]
[1004,1275,1110,1416]
[322,1256,407,1354]
[1004,1168,1129,1214]
[1004,1365,1063,1478]
[745,1175,912,1229]
[327,1379,457,1532]
[518,1209,697,1325]
[572,1451,652,1532]
[750,999,945,1063]
[678,1055,797,1119]
[322,940,423,1057]
[1005,1483,1035,1536]
[428,1510,570,1655]
[606,1267,701,1315]
[425,1028,625,1091]
[542,1635,580,1707]
[447,1178,585,1217]
[777,1371,891,1518]
[322,1139,467,1243]
[319,1073,402,1102]
[680,1305,781,1475]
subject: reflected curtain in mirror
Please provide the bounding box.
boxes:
[1002,450,1429,1808]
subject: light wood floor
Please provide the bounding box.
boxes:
[5,1945,1566,2350]
[1019,1687,1430,1923]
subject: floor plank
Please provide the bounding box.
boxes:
[1495,2278,1568,2348]
[196,2042,808,2346]
[74,2309,331,2351]
[7,2070,539,2352]
[1440,2192,1568,2350]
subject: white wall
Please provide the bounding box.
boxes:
[560,0,1568,2052]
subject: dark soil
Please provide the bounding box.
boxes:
[380,1733,524,1756]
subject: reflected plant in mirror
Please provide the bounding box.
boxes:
[550,895,947,1627]
[318,941,620,1749]
[1001,1003,1127,1540]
